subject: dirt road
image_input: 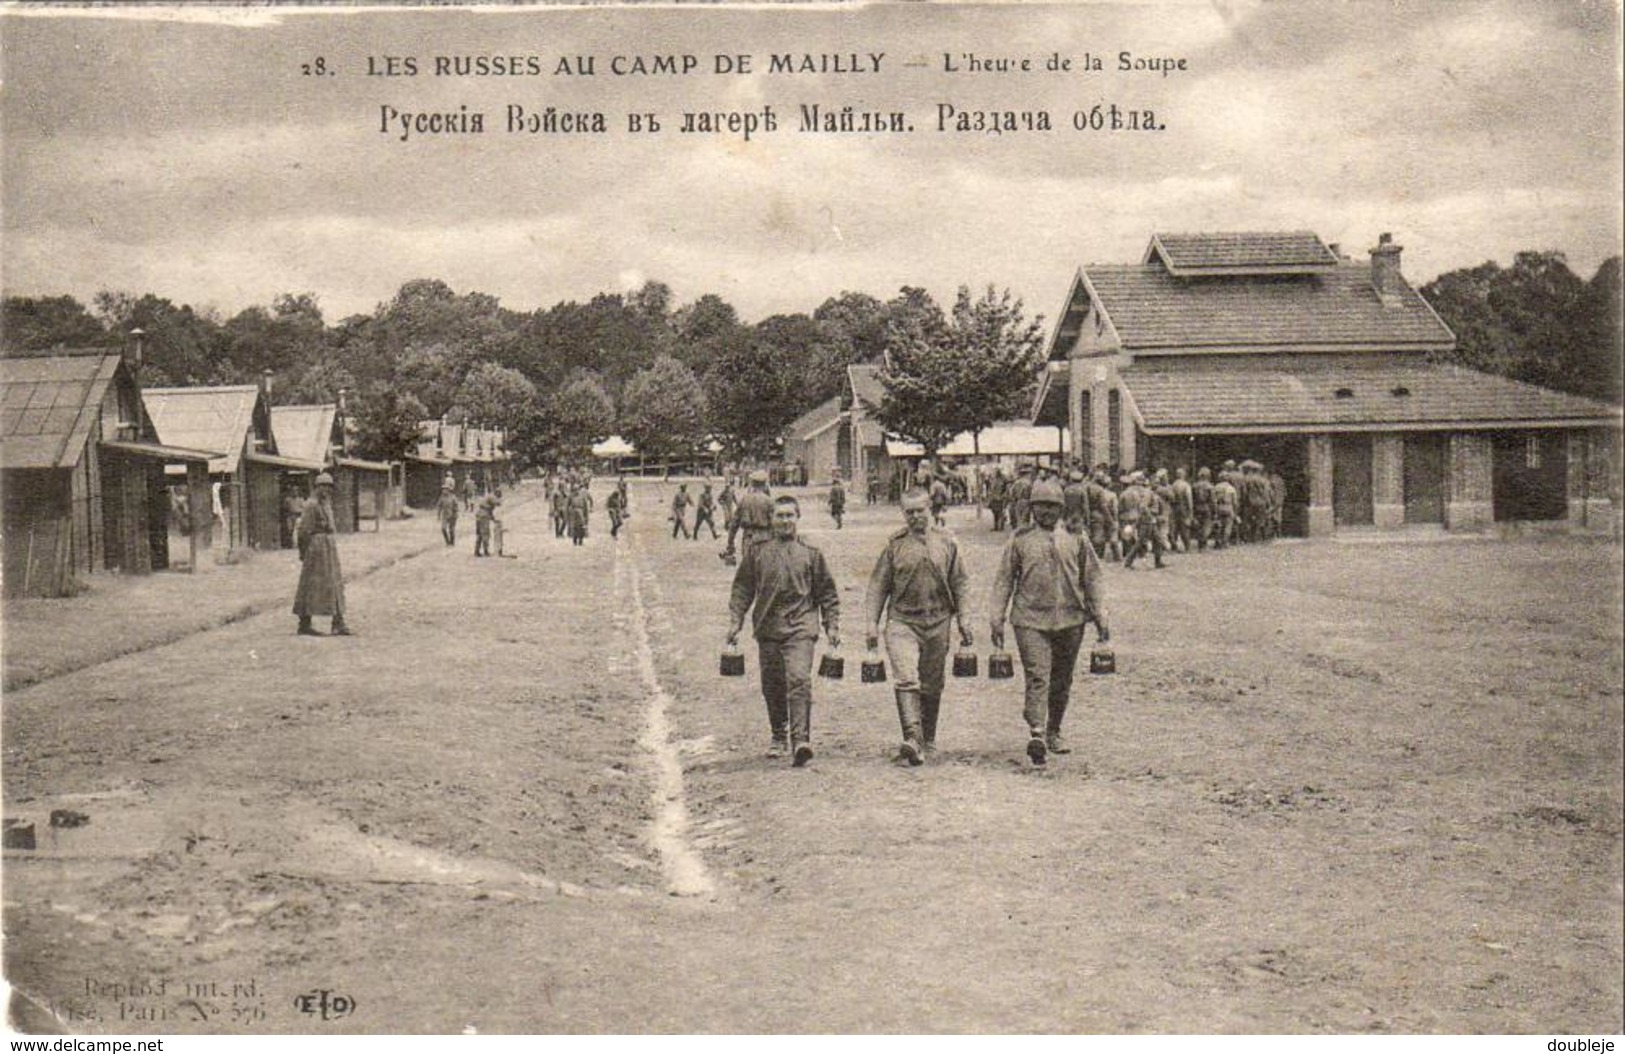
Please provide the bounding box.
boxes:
[4,482,1621,1033]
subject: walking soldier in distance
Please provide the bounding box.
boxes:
[293,472,351,637]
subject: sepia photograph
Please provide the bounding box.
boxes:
[1,0,1621,1037]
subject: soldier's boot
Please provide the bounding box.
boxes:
[296,616,318,636]
[1047,697,1071,753]
[920,692,942,756]
[895,689,925,766]
[1026,728,1048,766]
[330,616,353,637]
[767,731,790,759]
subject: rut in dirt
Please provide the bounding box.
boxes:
[617,528,716,899]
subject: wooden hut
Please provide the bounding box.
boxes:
[144,381,287,551]
[1,349,216,597]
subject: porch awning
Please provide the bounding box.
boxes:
[100,439,221,464]
[246,450,326,471]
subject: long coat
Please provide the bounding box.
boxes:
[293,496,345,617]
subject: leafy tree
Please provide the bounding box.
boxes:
[92,291,225,386]
[875,285,1046,458]
[1422,252,1622,405]
[348,385,428,462]
[219,292,326,384]
[394,341,475,418]
[620,355,709,465]
[448,360,538,434]
[672,293,745,373]
[703,326,810,459]
[510,370,616,467]
[1,295,112,353]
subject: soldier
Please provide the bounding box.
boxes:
[828,473,846,529]
[474,489,501,557]
[1242,461,1272,544]
[1151,468,1177,556]
[929,475,951,527]
[606,485,626,538]
[567,482,593,546]
[1212,468,1238,549]
[293,473,351,637]
[1009,464,1035,531]
[989,479,1108,766]
[436,480,459,546]
[986,466,1010,531]
[1170,467,1195,553]
[1122,472,1167,570]
[865,489,974,764]
[671,483,693,540]
[723,470,774,561]
[550,479,569,539]
[866,473,881,506]
[459,474,476,512]
[718,478,738,531]
[1089,470,1121,562]
[1063,468,1091,537]
[1267,470,1286,540]
[726,495,841,766]
[694,481,721,540]
[1191,466,1215,551]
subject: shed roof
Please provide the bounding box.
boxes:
[1123,359,1623,434]
[270,404,337,468]
[1083,262,1454,352]
[786,395,843,442]
[847,363,885,408]
[1145,231,1340,275]
[143,386,261,474]
[0,351,122,470]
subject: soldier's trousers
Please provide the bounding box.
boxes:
[883,619,950,697]
[757,635,816,743]
[695,509,719,538]
[1013,624,1086,734]
[1193,511,1212,550]
[1214,511,1234,548]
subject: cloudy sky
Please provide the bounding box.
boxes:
[2,1,1620,326]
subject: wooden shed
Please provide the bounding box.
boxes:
[144,383,285,551]
[1,349,217,597]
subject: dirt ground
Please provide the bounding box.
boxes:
[3,480,1621,1034]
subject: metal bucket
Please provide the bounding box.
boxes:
[1089,646,1116,675]
[860,652,888,684]
[987,651,1015,680]
[720,647,746,677]
[952,649,978,678]
[818,653,845,680]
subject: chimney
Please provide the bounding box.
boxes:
[1369,232,1404,304]
[337,387,351,457]
[260,369,274,402]
[125,327,146,377]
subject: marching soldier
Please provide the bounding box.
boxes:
[671,483,693,540]
[293,473,351,637]
[567,482,593,546]
[551,480,569,539]
[726,495,841,766]
[929,475,951,528]
[724,469,774,561]
[718,478,738,531]
[1089,470,1121,562]
[1170,467,1195,553]
[436,480,459,546]
[694,481,721,540]
[1124,471,1168,570]
[1009,464,1034,531]
[989,479,1108,766]
[1063,468,1091,537]
[474,489,500,557]
[986,466,1010,531]
[865,489,973,764]
[606,485,626,538]
[1212,469,1238,549]
[828,473,847,530]
[1192,466,1215,551]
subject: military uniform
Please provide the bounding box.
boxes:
[1063,473,1092,537]
[474,492,500,556]
[606,487,626,538]
[551,485,569,538]
[1212,476,1238,548]
[989,496,1106,763]
[726,482,775,556]
[1170,471,1195,553]
[694,485,720,539]
[1192,469,1215,551]
[293,487,348,636]
[828,480,846,529]
[671,487,692,539]
[728,534,841,762]
[865,518,969,761]
[986,470,1010,531]
[437,487,459,546]
[567,488,592,546]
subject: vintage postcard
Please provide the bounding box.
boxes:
[2,0,1621,1039]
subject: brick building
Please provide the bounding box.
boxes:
[1032,231,1621,536]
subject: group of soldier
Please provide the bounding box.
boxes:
[540,469,598,545]
[981,458,1285,569]
[725,472,1109,770]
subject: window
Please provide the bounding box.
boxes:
[1078,391,1093,466]
[1526,434,1541,469]
[1107,389,1121,467]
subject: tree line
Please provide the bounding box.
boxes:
[3,249,1618,467]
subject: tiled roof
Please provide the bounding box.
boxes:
[1085,263,1454,350]
[1123,359,1622,433]
[0,351,121,470]
[143,386,260,474]
[786,395,842,441]
[1148,231,1339,274]
[269,404,336,468]
[847,363,884,408]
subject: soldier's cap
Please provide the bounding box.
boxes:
[1222,459,1236,468]
[315,472,335,487]
[749,469,769,484]
[1070,469,1084,481]
[1197,466,1212,479]
[1241,459,1260,470]
[1030,480,1065,505]
[1154,468,1168,480]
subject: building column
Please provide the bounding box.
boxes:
[1445,432,1492,531]
[1067,368,1087,463]
[1569,429,1618,531]
[1372,433,1404,528]
[1306,434,1334,537]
